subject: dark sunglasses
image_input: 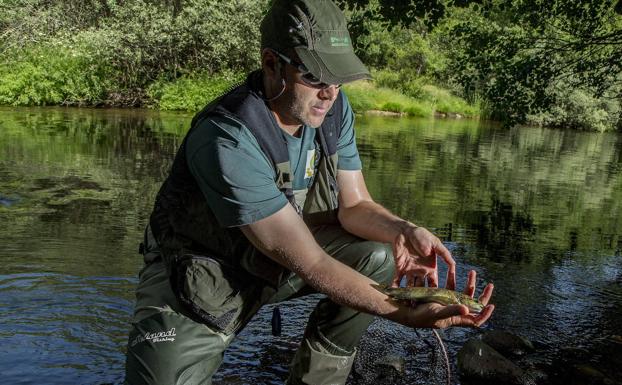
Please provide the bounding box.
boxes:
[272,50,341,90]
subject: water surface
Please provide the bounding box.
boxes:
[1,107,620,384]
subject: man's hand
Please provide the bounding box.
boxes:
[392,225,456,289]
[403,270,495,329]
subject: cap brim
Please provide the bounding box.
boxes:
[295,47,372,85]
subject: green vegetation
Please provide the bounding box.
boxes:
[341,0,622,131]
[1,0,621,130]
[0,40,117,106]
[342,78,478,117]
[342,81,433,117]
[0,0,266,106]
[147,71,245,111]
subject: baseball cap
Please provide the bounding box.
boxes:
[260,0,372,85]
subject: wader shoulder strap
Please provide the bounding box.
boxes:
[188,71,344,214]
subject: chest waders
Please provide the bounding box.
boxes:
[126,72,396,385]
[147,70,343,334]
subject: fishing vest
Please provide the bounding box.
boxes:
[148,70,343,283]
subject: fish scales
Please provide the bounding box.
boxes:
[372,284,484,313]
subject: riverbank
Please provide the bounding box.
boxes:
[0,62,480,118]
[146,70,479,118]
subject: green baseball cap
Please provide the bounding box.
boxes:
[260,0,372,85]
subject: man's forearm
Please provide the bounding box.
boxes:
[338,199,416,243]
[241,204,410,322]
[241,204,484,329]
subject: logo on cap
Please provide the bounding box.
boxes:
[330,36,351,47]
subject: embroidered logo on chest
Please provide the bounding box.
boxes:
[305,149,316,179]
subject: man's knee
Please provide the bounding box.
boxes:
[357,242,395,284]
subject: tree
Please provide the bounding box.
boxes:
[440,0,622,127]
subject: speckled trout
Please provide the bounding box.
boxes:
[372,284,484,314]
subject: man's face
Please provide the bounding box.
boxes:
[274,63,340,129]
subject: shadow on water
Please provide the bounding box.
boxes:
[436,193,537,263]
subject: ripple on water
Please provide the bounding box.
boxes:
[0,272,131,385]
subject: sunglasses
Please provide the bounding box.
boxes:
[272,50,341,90]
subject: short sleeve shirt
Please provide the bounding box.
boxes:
[185,91,361,227]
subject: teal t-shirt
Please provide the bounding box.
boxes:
[186,92,361,227]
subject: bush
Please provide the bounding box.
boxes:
[148,71,245,111]
[0,41,117,106]
[96,0,267,88]
[527,82,621,132]
[1,0,268,97]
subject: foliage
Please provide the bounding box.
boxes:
[370,69,478,116]
[95,0,266,88]
[340,0,476,117]
[343,0,446,75]
[0,0,268,105]
[5,0,619,130]
[436,0,622,129]
[527,81,621,132]
[148,71,245,111]
[343,81,437,117]
[0,41,117,106]
[339,0,474,29]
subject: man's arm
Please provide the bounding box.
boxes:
[336,169,456,288]
[240,203,494,328]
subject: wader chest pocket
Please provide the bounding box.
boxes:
[173,254,244,334]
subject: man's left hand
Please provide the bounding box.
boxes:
[392,225,456,289]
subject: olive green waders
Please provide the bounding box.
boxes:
[124,225,395,385]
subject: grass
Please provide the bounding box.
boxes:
[342,81,436,117]
[147,71,245,111]
[419,84,480,117]
[342,80,479,118]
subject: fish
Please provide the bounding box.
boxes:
[372,284,484,314]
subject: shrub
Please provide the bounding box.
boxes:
[0,41,117,106]
[527,82,621,132]
[1,0,268,95]
[148,71,245,111]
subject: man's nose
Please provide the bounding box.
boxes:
[318,85,339,101]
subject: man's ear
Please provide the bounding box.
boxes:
[261,48,280,78]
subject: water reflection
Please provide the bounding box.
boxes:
[1,107,621,384]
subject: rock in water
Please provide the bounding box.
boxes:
[373,354,406,380]
[482,330,535,357]
[458,339,535,385]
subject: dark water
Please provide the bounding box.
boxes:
[1,107,621,384]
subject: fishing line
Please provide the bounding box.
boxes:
[414,328,451,385]
[432,329,451,385]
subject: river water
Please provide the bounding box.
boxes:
[0,107,621,384]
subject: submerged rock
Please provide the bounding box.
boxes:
[373,354,406,374]
[365,355,406,383]
[482,330,535,357]
[458,339,536,385]
[609,335,622,345]
[568,364,618,385]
